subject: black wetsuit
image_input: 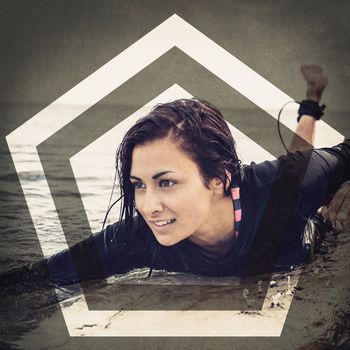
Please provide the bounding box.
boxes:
[45,141,350,285]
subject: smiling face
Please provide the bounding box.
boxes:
[130,137,231,247]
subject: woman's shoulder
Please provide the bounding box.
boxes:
[241,148,319,191]
[241,159,280,190]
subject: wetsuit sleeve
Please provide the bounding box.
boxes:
[241,139,349,276]
[296,139,350,219]
[45,220,153,285]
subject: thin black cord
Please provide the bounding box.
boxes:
[277,100,300,154]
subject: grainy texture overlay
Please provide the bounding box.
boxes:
[0,1,349,349]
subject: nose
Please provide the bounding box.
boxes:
[141,189,163,217]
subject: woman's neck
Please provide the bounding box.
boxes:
[188,195,236,256]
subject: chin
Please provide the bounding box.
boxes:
[154,235,183,247]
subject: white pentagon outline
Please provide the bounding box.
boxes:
[6,14,344,337]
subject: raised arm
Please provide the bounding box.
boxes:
[289,64,328,153]
[287,66,350,229]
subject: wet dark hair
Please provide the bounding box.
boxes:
[115,98,242,233]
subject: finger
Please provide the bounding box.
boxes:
[320,206,328,219]
[321,181,350,222]
[335,193,350,227]
[323,190,346,221]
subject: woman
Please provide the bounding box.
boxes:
[1,66,348,288]
[42,96,349,285]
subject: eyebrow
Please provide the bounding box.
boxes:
[130,171,175,181]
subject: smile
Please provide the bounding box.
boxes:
[151,218,176,227]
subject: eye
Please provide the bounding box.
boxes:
[159,179,176,187]
[131,181,145,190]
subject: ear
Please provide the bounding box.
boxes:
[225,170,232,189]
[208,177,225,194]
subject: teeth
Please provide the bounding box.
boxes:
[154,219,174,226]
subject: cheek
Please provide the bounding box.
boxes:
[134,194,142,212]
[179,192,212,221]
[188,201,210,219]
